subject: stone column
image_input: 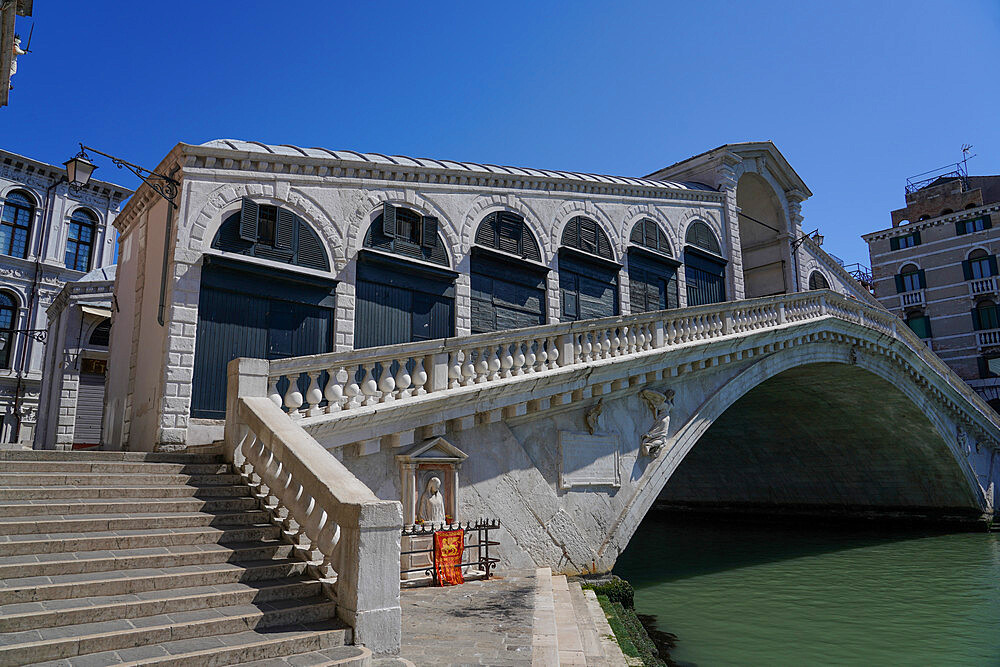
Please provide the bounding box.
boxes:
[717,159,744,300]
[785,190,807,293]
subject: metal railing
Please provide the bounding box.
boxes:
[401,519,500,583]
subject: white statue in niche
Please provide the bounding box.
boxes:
[639,388,675,457]
[417,476,447,526]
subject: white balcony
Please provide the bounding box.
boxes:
[969,276,998,297]
[978,328,1000,348]
[900,289,925,308]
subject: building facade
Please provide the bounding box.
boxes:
[108,140,873,451]
[0,148,129,445]
[36,265,114,450]
[863,172,1000,412]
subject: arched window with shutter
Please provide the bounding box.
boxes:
[0,291,17,369]
[212,199,330,271]
[905,309,933,339]
[355,202,455,348]
[683,221,726,306]
[963,249,997,281]
[0,190,34,259]
[558,217,619,321]
[808,271,830,291]
[66,208,98,272]
[628,219,679,314]
[894,263,924,294]
[89,319,111,347]
[470,212,547,333]
[973,299,999,332]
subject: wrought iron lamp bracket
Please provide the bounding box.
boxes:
[76,144,179,204]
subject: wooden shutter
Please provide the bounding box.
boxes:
[275,208,295,249]
[918,269,926,289]
[972,308,982,331]
[421,216,439,248]
[956,220,968,235]
[983,215,994,230]
[912,231,921,246]
[989,256,999,277]
[963,260,973,281]
[978,357,990,378]
[890,237,900,251]
[579,219,598,254]
[239,198,259,241]
[382,202,397,238]
[894,274,905,294]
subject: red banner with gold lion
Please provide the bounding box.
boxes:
[434,529,465,586]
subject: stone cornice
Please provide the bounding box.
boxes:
[862,202,1000,242]
[0,148,132,202]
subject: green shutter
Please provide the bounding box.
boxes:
[382,202,397,238]
[275,208,295,249]
[983,215,994,230]
[890,237,900,251]
[989,256,998,277]
[912,231,922,246]
[917,269,926,289]
[972,309,982,331]
[963,260,973,281]
[239,198,259,241]
[978,357,990,379]
[956,220,967,235]
[421,216,439,248]
[895,274,905,294]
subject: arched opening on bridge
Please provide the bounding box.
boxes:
[558,216,621,321]
[656,362,981,520]
[628,219,679,313]
[737,173,791,298]
[470,212,548,333]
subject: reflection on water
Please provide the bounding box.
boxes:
[613,513,1000,666]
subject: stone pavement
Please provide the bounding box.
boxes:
[398,570,536,666]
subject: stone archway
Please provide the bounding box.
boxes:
[737,172,792,297]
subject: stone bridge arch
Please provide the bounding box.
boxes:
[595,341,988,570]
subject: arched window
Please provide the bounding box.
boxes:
[66,208,98,272]
[973,299,999,332]
[89,318,111,347]
[561,217,614,260]
[628,220,678,313]
[471,212,545,333]
[0,292,17,369]
[808,271,830,290]
[895,264,924,293]
[363,203,448,267]
[685,222,722,256]
[905,309,932,339]
[940,209,954,216]
[212,199,330,271]
[559,217,618,321]
[964,249,996,281]
[0,190,34,259]
[918,215,931,221]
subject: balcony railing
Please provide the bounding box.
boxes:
[969,277,998,297]
[900,289,925,308]
[978,328,1000,348]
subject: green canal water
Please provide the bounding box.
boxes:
[613,514,1000,666]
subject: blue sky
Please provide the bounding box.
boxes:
[2,1,999,265]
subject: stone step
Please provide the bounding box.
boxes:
[581,588,629,667]
[531,567,559,667]
[0,472,243,487]
[0,460,232,474]
[552,575,587,666]
[0,540,296,579]
[0,510,272,535]
[0,598,339,664]
[0,522,282,557]
[0,495,261,516]
[567,580,609,666]
[0,558,309,605]
[0,450,223,463]
[234,645,375,667]
[28,621,354,667]
[0,484,252,500]
[0,578,323,632]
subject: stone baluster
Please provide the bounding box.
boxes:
[461,349,477,386]
[547,336,561,368]
[325,366,347,412]
[267,375,282,408]
[360,365,379,406]
[448,351,464,389]
[475,346,490,383]
[305,372,323,416]
[393,360,412,398]
[487,345,502,380]
[412,357,429,395]
[535,338,548,371]
[500,342,514,378]
[378,362,397,401]
[345,368,362,409]
[283,374,304,416]
[513,341,527,374]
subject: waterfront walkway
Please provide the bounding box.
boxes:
[398,568,627,666]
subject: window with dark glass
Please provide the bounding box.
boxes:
[963,250,997,281]
[65,209,97,272]
[957,215,993,235]
[894,265,925,293]
[904,311,932,339]
[0,292,16,369]
[890,232,920,250]
[808,271,830,290]
[89,319,111,347]
[0,190,34,259]
[973,300,999,331]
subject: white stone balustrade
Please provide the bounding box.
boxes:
[225,358,403,653]
[969,277,997,297]
[900,289,925,308]
[979,329,1000,348]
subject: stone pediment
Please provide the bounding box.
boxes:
[395,437,468,465]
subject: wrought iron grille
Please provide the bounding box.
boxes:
[400,518,500,584]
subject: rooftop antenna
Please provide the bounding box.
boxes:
[959,144,975,190]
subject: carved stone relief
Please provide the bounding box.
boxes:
[639,388,675,457]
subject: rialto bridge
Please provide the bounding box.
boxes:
[223,289,1000,644]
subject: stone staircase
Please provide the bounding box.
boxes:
[532,568,629,666]
[0,449,377,666]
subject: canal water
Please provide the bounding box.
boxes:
[613,513,1000,665]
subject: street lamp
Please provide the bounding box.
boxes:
[63,150,98,188]
[63,143,179,204]
[791,228,823,251]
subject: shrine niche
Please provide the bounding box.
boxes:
[396,436,468,528]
